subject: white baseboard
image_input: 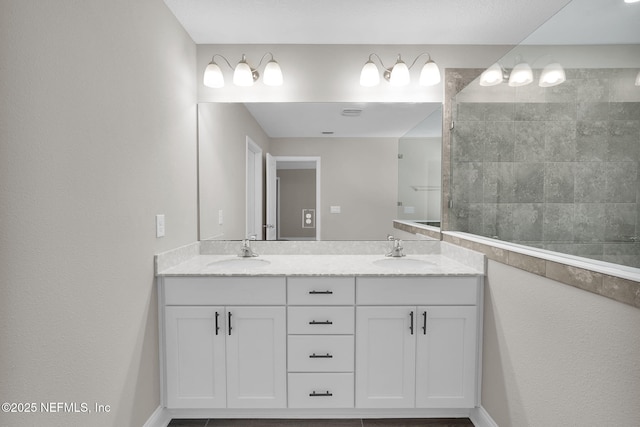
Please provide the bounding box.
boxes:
[142,406,171,427]
[469,406,499,427]
[143,405,497,427]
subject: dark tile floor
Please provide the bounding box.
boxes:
[168,419,474,427]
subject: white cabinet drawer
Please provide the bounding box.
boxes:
[164,277,286,305]
[288,335,354,372]
[288,307,354,334]
[288,373,354,408]
[356,276,480,305]
[287,277,355,305]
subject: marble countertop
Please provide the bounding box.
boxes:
[157,253,483,277]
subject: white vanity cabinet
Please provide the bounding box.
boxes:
[158,271,483,418]
[355,277,481,409]
[162,277,287,409]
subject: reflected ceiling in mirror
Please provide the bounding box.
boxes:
[244,102,441,138]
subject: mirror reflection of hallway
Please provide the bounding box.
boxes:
[266,155,321,241]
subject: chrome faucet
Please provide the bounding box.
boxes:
[386,235,405,258]
[238,237,258,258]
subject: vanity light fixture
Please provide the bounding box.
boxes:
[539,63,566,87]
[480,60,565,88]
[508,62,534,87]
[203,53,283,88]
[479,63,508,86]
[360,53,441,87]
[624,0,640,3]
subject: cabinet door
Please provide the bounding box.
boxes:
[415,306,477,408]
[225,306,287,408]
[164,306,226,408]
[355,306,416,408]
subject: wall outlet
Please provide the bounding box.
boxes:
[330,206,341,214]
[156,214,165,238]
[302,209,315,228]
[218,210,224,225]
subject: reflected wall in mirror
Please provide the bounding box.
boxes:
[397,107,442,228]
[198,102,442,241]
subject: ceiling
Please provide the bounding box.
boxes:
[163,0,574,45]
[164,0,640,46]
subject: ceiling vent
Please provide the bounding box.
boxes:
[341,108,363,117]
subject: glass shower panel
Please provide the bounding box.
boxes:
[450,67,640,268]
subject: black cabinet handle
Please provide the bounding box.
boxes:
[309,290,333,295]
[215,311,220,335]
[309,391,333,397]
[309,320,333,325]
[309,353,333,358]
[228,312,232,335]
[409,311,414,335]
[422,311,427,335]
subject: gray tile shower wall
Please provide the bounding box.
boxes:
[450,68,640,268]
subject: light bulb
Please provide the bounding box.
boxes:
[360,60,380,86]
[390,59,410,86]
[203,61,224,88]
[263,60,283,86]
[480,63,504,86]
[539,63,566,87]
[508,62,533,87]
[233,58,254,86]
[419,60,440,86]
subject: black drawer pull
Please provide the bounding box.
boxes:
[422,311,427,335]
[409,311,414,335]
[309,290,333,295]
[309,320,333,325]
[309,353,333,358]
[309,390,333,397]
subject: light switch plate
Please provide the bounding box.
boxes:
[330,206,341,214]
[156,214,165,238]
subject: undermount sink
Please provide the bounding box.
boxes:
[372,257,434,268]
[207,258,271,269]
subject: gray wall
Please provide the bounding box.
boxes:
[0,1,197,426]
[483,261,640,426]
[450,69,640,267]
[277,169,316,239]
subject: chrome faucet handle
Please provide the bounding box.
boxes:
[238,239,258,257]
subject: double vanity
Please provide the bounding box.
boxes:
[155,240,485,420]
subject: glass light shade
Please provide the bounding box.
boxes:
[203,61,224,88]
[539,63,566,87]
[479,63,504,86]
[636,70,640,86]
[360,60,380,86]
[263,60,283,86]
[508,62,533,87]
[390,60,410,86]
[233,61,254,86]
[624,0,640,3]
[419,60,441,86]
